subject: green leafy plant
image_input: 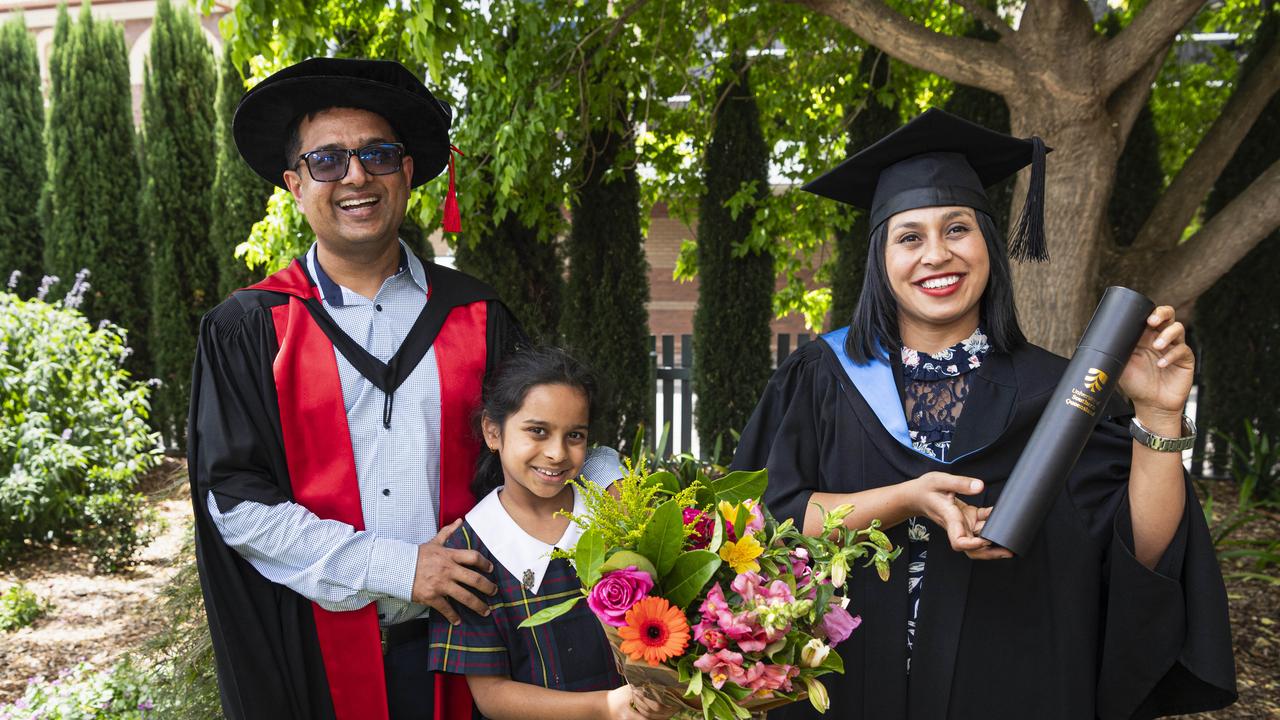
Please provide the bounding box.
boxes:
[0,285,161,566]
[0,659,160,719]
[0,583,50,631]
[1199,421,1280,585]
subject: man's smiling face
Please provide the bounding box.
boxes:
[282,106,414,255]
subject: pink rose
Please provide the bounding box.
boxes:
[683,508,715,550]
[587,567,654,627]
[693,649,746,689]
[819,602,861,647]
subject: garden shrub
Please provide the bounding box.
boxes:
[0,659,159,719]
[0,280,161,566]
[0,582,49,631]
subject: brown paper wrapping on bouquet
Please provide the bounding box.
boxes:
[600,621,806,719]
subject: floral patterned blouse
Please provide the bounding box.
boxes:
[900,327,989,668]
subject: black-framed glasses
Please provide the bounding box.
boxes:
[295,142,406,182]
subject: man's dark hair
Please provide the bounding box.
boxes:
[844,209,1026,363]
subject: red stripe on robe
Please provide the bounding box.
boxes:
[256,260,482,720]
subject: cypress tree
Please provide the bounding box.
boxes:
[692,66,774,463]
[560,114,651,451]
[42,3,146,364]
[454,200,563,342]
[1195,3,1280,481]
[830,48,899,327]
[142,0,216,448]
[0,16,45,298]
[212,45,272,298]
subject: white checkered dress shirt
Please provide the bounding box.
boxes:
[208,242,622,625]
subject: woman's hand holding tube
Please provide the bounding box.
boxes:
[907,472,1013,561]
[1117,305,1192,569]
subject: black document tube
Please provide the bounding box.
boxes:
[980,286,1155,556]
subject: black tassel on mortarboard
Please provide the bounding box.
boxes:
[1008,136,1049,263]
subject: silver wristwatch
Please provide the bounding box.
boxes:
[1129,415,1197,452]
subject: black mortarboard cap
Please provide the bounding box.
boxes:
[802,108,1051,262]
[233,58,454,190]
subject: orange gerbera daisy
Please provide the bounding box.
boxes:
[617,596,690,666]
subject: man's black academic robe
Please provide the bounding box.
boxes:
[733,330,1236,720]
[187,259,523,720]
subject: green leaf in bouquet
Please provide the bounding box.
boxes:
[719,682,753,702]
[732,503,749,540]
[639,499,684,575]
[663,550,721,609]
[644,470,680,495]
[710,469,767,505]
[812,583,835,620]
[708,510,725,553]
[758,556,780,578]
[516,595,581,629]
[575,529,605,587]
[686,668,703,698]
[694,473,716,508]
[818,646,844,674]
[599,550,658,581]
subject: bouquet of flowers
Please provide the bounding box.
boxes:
[520,460,899,719]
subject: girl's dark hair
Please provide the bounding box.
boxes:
[471,346,598,499]
[844,209,1026,363]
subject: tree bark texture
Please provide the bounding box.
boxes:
[788,0,1280,354]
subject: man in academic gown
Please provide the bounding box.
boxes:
[732,110,1236,719]
[188,58,619,720]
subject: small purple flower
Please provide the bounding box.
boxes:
[138,700,154,711]
[98,319,111,331]
[36,275,59,301]
[60,428,72,441]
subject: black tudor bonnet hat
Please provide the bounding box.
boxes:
[802,108,1051,262]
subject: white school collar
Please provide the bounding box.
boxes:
[465,486,587,595]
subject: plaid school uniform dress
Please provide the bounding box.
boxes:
[428,486,623,701]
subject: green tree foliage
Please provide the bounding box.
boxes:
[1195,2,1280,475]
[454,202,563,342]
[692,66,774,461]
[560,117,652,450]
[212,46,273,298]
[829,49,899,327]
[142,0,217,449]
[41,3,146,366]
[0,16,45,298]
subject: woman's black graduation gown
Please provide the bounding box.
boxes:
[732,330,1236,720]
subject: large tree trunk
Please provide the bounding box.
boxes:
[1008,109,1118,354]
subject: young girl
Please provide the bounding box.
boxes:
[427,346,677,720]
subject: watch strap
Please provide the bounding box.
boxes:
[1129,415,1196,452]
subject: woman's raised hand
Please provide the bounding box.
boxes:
[907,472,1012,561]
[1119,305,1194,431]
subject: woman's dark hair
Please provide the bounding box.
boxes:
[844,209,1026,363]
[471,346,598,499]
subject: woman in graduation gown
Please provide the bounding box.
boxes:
[732,109,1236,720]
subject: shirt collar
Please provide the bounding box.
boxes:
[900,326,989,381]
[304,240,427,307]
[464,485,587,595]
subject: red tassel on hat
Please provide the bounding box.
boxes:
[443,145,463,234]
